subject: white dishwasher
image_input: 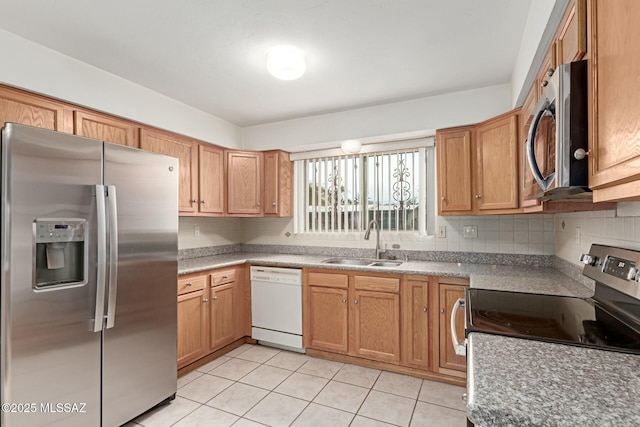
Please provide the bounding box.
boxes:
[250,266,304,352]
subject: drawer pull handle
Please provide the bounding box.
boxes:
[186,282,192,287]
[202,298,208,303]
[222,275,228,279]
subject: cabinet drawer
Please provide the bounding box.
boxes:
[178,275,207,295]
[353,275,399,293]
[211,268,236,286]
[307,272,348,289]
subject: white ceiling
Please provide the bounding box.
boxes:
[0,0,532,127]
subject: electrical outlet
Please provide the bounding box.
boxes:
[437,225,447,238]
[463,225,478,239]
[194,226,200,237]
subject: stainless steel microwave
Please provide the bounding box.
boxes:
[526,60,589,200]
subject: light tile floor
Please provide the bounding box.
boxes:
[127,344,467,427]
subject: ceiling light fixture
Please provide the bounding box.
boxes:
[266,45,306,80]
[341,139,362,154]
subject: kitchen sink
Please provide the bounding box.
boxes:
[322,258,372,266]
[322,258,403,267]
[368,261,403,267]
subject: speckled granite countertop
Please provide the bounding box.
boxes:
[467,334,640,426]
[178,252,594,297]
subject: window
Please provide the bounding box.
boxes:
[294,141,435,235]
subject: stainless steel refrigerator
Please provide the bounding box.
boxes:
[1,123,178,427]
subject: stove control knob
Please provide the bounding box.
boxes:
[627,267,639,281]
[580,254,597,266]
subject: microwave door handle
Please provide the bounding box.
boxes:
[105,185,118,329]
[451,298,467,357]
[93,185,107,333]
[527,101,555,191]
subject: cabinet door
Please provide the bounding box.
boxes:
[140,128,198,213]
[589,0,640,199]
[199,144,225,214]
[438,284,467,373]
[227,151,262,215]
[264,151,293,217]
[307,286,348,352]
[351,290,400,363]
[475,113,519,211]
[74,110,138,148]
[177,289,208,368]
[556,0,587,65]
[0,85,70,132]
[402,279,430,369]
[436,128,473,214]
[210,283,235,350]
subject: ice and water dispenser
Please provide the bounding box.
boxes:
[34,219,88,290]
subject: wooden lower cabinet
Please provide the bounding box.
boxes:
[177,288,208,368]
[438,278,469,374]
[178,266,249,369]
[402,276,431,370]
[352,289,400,363]
[307,286,349,352]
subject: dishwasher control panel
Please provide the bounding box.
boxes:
[250,266,302,285]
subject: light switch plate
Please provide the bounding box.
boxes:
[437,226,447,238]
[463,225,478,239]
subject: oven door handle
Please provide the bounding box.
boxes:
[451,298,467,357]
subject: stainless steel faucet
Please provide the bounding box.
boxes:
[364,219,385,259]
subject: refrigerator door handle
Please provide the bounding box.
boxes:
[93,184,107,333]
[106,185,118,329]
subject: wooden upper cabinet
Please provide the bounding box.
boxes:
[436,127,473,215]
[556,0,587,65]
[263,150,293,217]
[227,150,263,215]
[589,0,640,201]
[74,110,138,148]
[140,128,198,213]
[521,85,543,208]
[0,85,71,132]
[537,43,557,98]
[475,112,519,211]
[199,144,225,215]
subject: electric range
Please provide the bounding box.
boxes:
[465,244,640,354]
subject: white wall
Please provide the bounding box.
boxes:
[0,29,242,148]
[242,84,512,151]
[555,204,640,266]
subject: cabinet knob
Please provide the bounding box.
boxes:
[440,308,445,314]
[342,298,347,303]
[191,199,198,204]
[222,275,228,279]
[186,282,192,287]
[213,295,218,300]
[272,201,277,206]
[200,200,205,204]
[202,298,208,303]
[423,307,428,312]
[546,68,554,77]
[441,196,446,201]
[541,80,549,88]
[354,299,359,304]
[257,202,261,206]
[475,194,482,199]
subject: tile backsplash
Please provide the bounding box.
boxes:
[555,202,640,266]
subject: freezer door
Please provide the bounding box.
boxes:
[102,143,178,427]
[1,124,102,427]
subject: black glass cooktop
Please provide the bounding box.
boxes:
[466,288,640,354]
